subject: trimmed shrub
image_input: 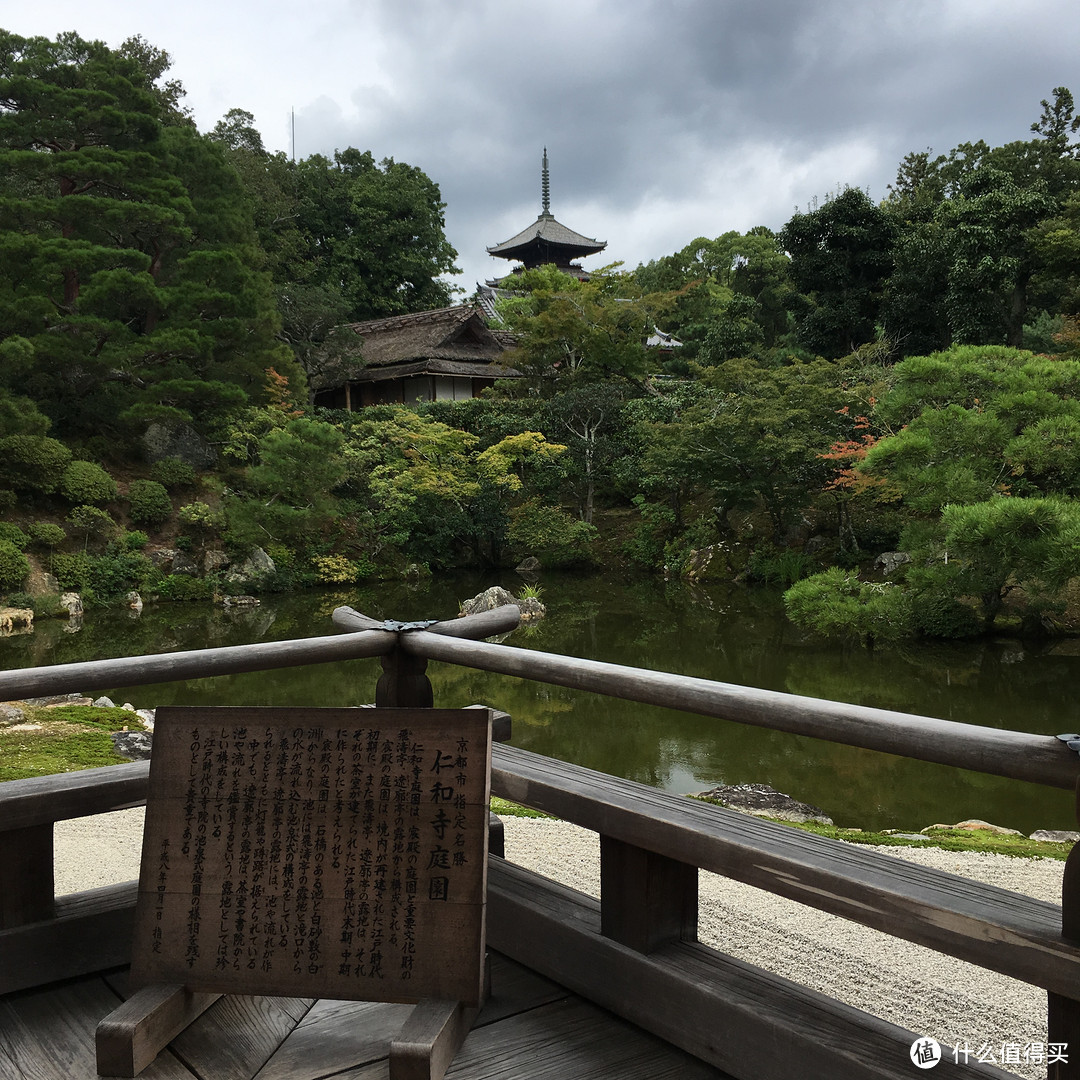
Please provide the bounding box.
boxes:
[311,554,360,584]
[28,521,66,549]
[59,460,117,505]
[156,574,214,601]
[177,501,220,528]
[117,529,149,550]
[128,480,172,526]
[0,539,30,592]
[0,435,71,493]
[508,498,598,568]
[68,504,116,538]
[150,457,196,489]
[88,552,154,600]
[0,522,29,549]
[51,552,92,590]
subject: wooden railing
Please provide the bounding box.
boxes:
[1,603,1078,1080]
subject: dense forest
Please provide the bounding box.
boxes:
[2,28,1080,643]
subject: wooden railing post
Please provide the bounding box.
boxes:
[0,824,54,929]
[376,643,434,707]
[1048,778,1080,1080]
[599,835,697,953]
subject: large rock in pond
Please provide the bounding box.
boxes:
[694,782,833,825]
[460,586,517,616]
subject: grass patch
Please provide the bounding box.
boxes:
[490,797,555,820]
[0,705,147,782]
[691,796,1072,860]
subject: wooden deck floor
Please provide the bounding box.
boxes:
[0,951,733,1080]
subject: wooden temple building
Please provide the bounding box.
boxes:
[310,306,519,410]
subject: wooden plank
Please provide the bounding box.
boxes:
[130,709,491,1007]
[0,760,148,832]
[0,974,196,1080]
[405,630,1079,789]
[167,993,314,1080]
[599,836,697,952]
[486,858,1017,1080]
[389,999,476,1080]
[252,953,561,1080]
[0,881,137,994]
[0,630,396,703]
[253,999,416,1080]
[0,824,54,928]
[96,984,221,1077]
[1049,784,1080,1080]
[341,997,732,1080]
[491,743,1080,997]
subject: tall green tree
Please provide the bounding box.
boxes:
[779,188,895,359]
[0,30,301,443]
[496,265,671,391]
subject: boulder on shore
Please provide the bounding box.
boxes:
[112,730,153,761]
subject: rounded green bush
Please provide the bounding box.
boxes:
[0,539,30,592]
[28,521,67,548]
[128,480,172,526]
[0,435,72,493]
[0,522,29,549]
[59,460,118,506]
[150,457,196,489]
[51,552,92,590]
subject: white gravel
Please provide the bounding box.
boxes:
[56,810,1065,1080]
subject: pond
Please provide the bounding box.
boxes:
[2,570,1077,834]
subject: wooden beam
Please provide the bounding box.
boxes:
[0,823,54,928]
[0,881,137,994]
[0,630,396,702]
[96,983,221,1077]
[491,744,1080,997]
[0,760,148,832]
[389,999,478,1080]
[1048,779,1080,1080]
[487,857,1015,1080]
[600,836,697,952]
[376,648,433,707]
[332,604,522,641]
[404,632,1078,788]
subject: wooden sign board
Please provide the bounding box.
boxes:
[129,707,491,1006]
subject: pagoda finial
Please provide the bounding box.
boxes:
[541,147,550,215]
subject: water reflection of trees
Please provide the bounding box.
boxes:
[1,571,1075,831]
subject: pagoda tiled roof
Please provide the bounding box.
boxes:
[487,212,606,258]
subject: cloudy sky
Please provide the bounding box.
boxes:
[6,1,1080,292]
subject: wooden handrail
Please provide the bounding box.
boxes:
[0,630,396,702]
[0,761,149,831]
[403,630,1080,790]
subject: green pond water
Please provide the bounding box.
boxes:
[2,571,1077,834]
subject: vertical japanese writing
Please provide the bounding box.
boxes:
[141,711,487,1002]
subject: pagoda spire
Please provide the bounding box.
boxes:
[541,147,550,215]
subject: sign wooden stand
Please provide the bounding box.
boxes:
[96,706,493,1079]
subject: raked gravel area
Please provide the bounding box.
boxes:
[56,809,1065,1080]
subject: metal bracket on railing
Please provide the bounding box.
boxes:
[381,620,440,632]
[1057,734,1080,755]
